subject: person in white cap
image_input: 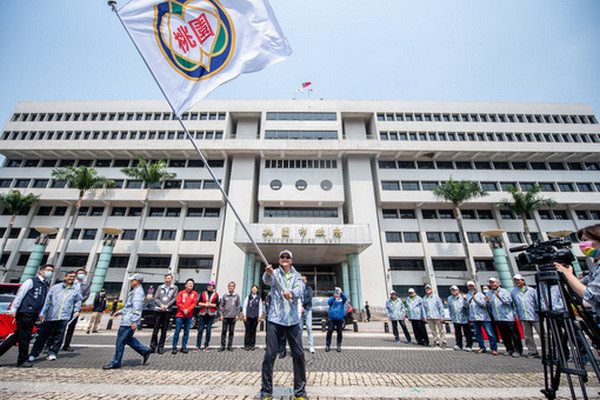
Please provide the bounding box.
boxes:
[422,284,446,347]
[485,277,522,357]
[386,290,411,343]
[447,285,472,351]
[466,281,498,355]
[406,288,428,346]
[511,274,539,358]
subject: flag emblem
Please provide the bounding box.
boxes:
[154,0,235,80]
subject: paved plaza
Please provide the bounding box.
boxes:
[1,318,599,399]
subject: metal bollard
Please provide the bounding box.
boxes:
[107,300,119,330]
[260,320,265,331]
[384,321,389,333]
[445,322,451,333]
[321,320,326,332]
[353,321,358,332]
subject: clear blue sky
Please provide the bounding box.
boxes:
[0,0,599,126]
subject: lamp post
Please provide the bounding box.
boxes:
[482,230,513,290]
[20,226,59,283]
[548,230,583,277]
[88,227,124,304]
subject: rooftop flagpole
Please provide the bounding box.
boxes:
[108,1,271,269]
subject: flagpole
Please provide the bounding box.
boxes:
[108,1,271,269]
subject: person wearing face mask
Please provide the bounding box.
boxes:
[87,288,108,334]
[485,277,522,357]
[0,264,54,367]
[556,224,600,326]
[62,268,90,352]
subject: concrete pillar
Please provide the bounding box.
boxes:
[254,260,262,288]
[242,253,256,299]
[20,243,47,283]
[341,261,351,296]
[89,244,115,304]
[347,256,359,308]
[348,254,363,308]
[490,240,513,290]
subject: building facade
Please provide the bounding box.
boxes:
[0,100,599,309]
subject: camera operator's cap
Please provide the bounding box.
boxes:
[279,249,293,258]
[424,284,432,289]
[450,285,459,291]
[408,288,415,294]
[208,280,215,286]
[488,277,499,283]
[466,281,476,287]
[129,273,144,283]
[390,290,397,295]
[513,274,524,280]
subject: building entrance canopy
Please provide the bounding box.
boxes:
[233,223,372,265]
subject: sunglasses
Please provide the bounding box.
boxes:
[279,255,291,259]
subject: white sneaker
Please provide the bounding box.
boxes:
[453,345,461,351]
[309,346,315,354]
[47,354,57,361]
[465,347,472,352]
[28,356,35,362]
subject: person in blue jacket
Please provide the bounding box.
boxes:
[325,287,347,352]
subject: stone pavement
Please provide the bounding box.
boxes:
[0,318,598,399]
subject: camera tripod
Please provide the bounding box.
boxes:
[536,268,600,400]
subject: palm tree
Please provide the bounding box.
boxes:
[51,166,114,274]
[498,185,557,245]
[119,158,175,299]
[0,190,39,276]
[433,177,488,286]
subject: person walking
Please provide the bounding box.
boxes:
[325,287,347,352]
[466,281,498,355]
[423,284,446,347]
[196,280,219,351]
[62,268,90,352]
[386,290,411,343]
[219,281,241,351]
[150,273,178,354]
[485,277,523,357]
[511,274,540,358]
[29,271,83,362]
[364,301,371,323]
[86,288,107,334]
[301,276,315,354]
[260,249,307,400]
[103,274,150,369]
[406,288,428,346]
[172,279,198,354]
[447,285,473,352]
[243,285,263,351]
[0,264,53,367]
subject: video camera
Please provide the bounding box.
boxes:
[509,238,575,271]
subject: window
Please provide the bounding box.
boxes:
[461,210,475,219]
[477,210,493,220]
[399,209,415,219]
[33,179,49,188]
[182,230,199,241]
[422,209,437,219]
[121,229,136,240]
[385,232,402,243]
[187,208,203,217]
[378,160,396,169]
[204,208,220,217]
[512,162,527,170]
[538,210,552,220]
[37,207,52,216]
[480,182,498,191]
[125,180,143,189]
[455,161,472,170]
[444,232,460,243]
[426,232,443,243]
[178,257,213,269]
[53,206,67,216]
[500,210,515,220]
[143,230,159,240]
[467,232,483,243]
[6,159,22,168]
[203,180,220,189]
[128,207,142,217]
[577,183,594,192]
[111,207,126,216]
[165,208,181,217]
[417,161,434,169]
[432,259,467,271]
[474,161,491,169]
[200,230,217,241]
[403,232,420,243]
[501,182,517,191]
[507,232,523,243]
[90,207,104,217]
[264,207,338,218]
[397,161,415,169]
[474,259,495,271]
[71,229,82,240]
[539,182,556,192]
[295,180,308,191]
[14,179,30,188]
[493,162,510,170]
[7,228,21,239]
[78,207,89,216]
[164,180,182,189]
[548,162,565,171]
[438,210,454,219]
[82,229,97,240]
[520,182,535,191]
[389,259,425,271]
[0,179,11,188]
[381,181,400,191]
[401,181,419,191]
[160,230,177,241]
[421,181,438,191]
[530,162,546,170]
[184,180,203,189]
[382,209,397,219]
[576,210,590,220]
[137,256,171,268]
[558,182,575,192]
[553,210,568,220]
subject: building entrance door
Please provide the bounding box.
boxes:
[295,264,341,297]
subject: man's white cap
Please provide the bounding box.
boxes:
[450,285,459,291]
[513,274,524,280]
[408,288,415,293]
[466,281,476,287]
[279,249,293,258]
[424,284,432,289]
[488,277,499,283]
[390,290,397,295]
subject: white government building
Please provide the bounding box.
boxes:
[0,100,599,309]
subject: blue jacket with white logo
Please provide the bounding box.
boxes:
[486,287,515,322]
[466,291,490,322]
[41,282,83,322]
[511,285,538,322]
[120,285,145,326]
[423,294,445,319]
[386,298,406,320]
[263,266,305,327]
[447,294,469,324]
[406,295,426,320]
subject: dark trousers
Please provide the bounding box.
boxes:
[30,320,68,357]
[110,325,149,367]
[150,311,170,350]
[366,310,371,322]
[244,317,259,348]
[197,314,215,348]
[0,312,38,365]
[326,319,343,347]
[391,319,412,342]
[261,321,306,398]
[410,319,429,345]
[221,317,236,349]
[62,314,78,349]
[453,323,474,349]
[496,321,523,354]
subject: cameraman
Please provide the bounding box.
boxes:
[555,224,600,324]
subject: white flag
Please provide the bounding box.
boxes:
[119,0,292,116]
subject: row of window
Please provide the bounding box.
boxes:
[0,178,222,190]
[389,258,495,272]
[376,112,598,125]
[10,111,226,123]
[380,180,600,194]
[2,130,224,141]
[28,205,221,218]
[265,112,337,121]
[378,160,599,172]
[264,130,338,140]
[0,227,218,242]
[385,231,547,245]
[263,207,339,218]
[379,130,600,144]
[264,159,338,169]
[4,158,225,169]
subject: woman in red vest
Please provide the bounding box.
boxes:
[196,280,219,351]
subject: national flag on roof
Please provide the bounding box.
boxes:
[118,0,292,116]
[302,82,312,88]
